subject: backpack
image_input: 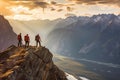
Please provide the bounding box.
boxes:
[18,35,21,40]
[24,36,29,41]
[35,35,40,41]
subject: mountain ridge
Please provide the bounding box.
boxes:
[46,14,120,64]
[0,15,17,51]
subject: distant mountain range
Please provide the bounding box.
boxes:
[0,15,17,51]
[2,14,120,64]
[0,14,79,50]
[8,16,80,44]
[9,16,81,35]
[46,14,120,64]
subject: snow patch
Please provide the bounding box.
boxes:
[66,73,77,80]
[79,76,90,80]
[94,16,102,22]
[66,73,90,80]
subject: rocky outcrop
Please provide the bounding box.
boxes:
[0,45,67,80]
[0,15,17,51]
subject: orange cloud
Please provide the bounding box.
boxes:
[65,13,76,17]
[0,0,14,16]
[66,6,74,12]
[0,0,76,15]
[68,0,120,7]
[0,0,119,20]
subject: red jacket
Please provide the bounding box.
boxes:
[24,35,30,42]
[17,35,22,41]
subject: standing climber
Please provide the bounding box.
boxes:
[17,33,22,47]
[24,34,30,48]
[35,34,41,47]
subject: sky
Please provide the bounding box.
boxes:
[0,0,120,20]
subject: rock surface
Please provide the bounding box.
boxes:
[0,15,17,51]
[0,45,67,80]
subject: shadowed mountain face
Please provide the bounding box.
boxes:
[0,15,17,51]
[0,45,67,80]
[46,14,120,64]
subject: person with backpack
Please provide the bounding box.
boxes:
[35,34,41,47]
[17,33,22,47]
[24,34,30,48]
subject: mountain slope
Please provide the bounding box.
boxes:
[53,54,104,80]
[46,14,120,64]
[0,15,17,51]
[0,45,67,80]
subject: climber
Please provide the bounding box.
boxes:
[35,34,41,47]
[24,34,30,48]
[17,33,22,47]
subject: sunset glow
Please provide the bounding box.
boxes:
[0,0,120,20]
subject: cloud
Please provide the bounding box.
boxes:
[0,0,119,20]
[0,0,76,14]
[1,0,50,13]
[68,0,120,7]
[50,7,56,11]
[34,1,49,8]
[19,11,32,15]
[0,0,14,16]
[57,9,63,12]
[0,7,13,16]
[51,1,57,5]
[65,13,76,17]
[34,1,49,12]
[66,7,74,12]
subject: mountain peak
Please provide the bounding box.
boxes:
[0,45,67,80]
[0,15,4,19]
[0,15,17,51]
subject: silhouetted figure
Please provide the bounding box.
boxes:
[35,34,41,47]
[24,34,30,48]
[17,33,22,47]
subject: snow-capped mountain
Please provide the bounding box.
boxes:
[8,16,81,45]
[54,16,81,29]
[46,14,120,64]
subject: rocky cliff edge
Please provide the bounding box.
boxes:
[0,45,67,80]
